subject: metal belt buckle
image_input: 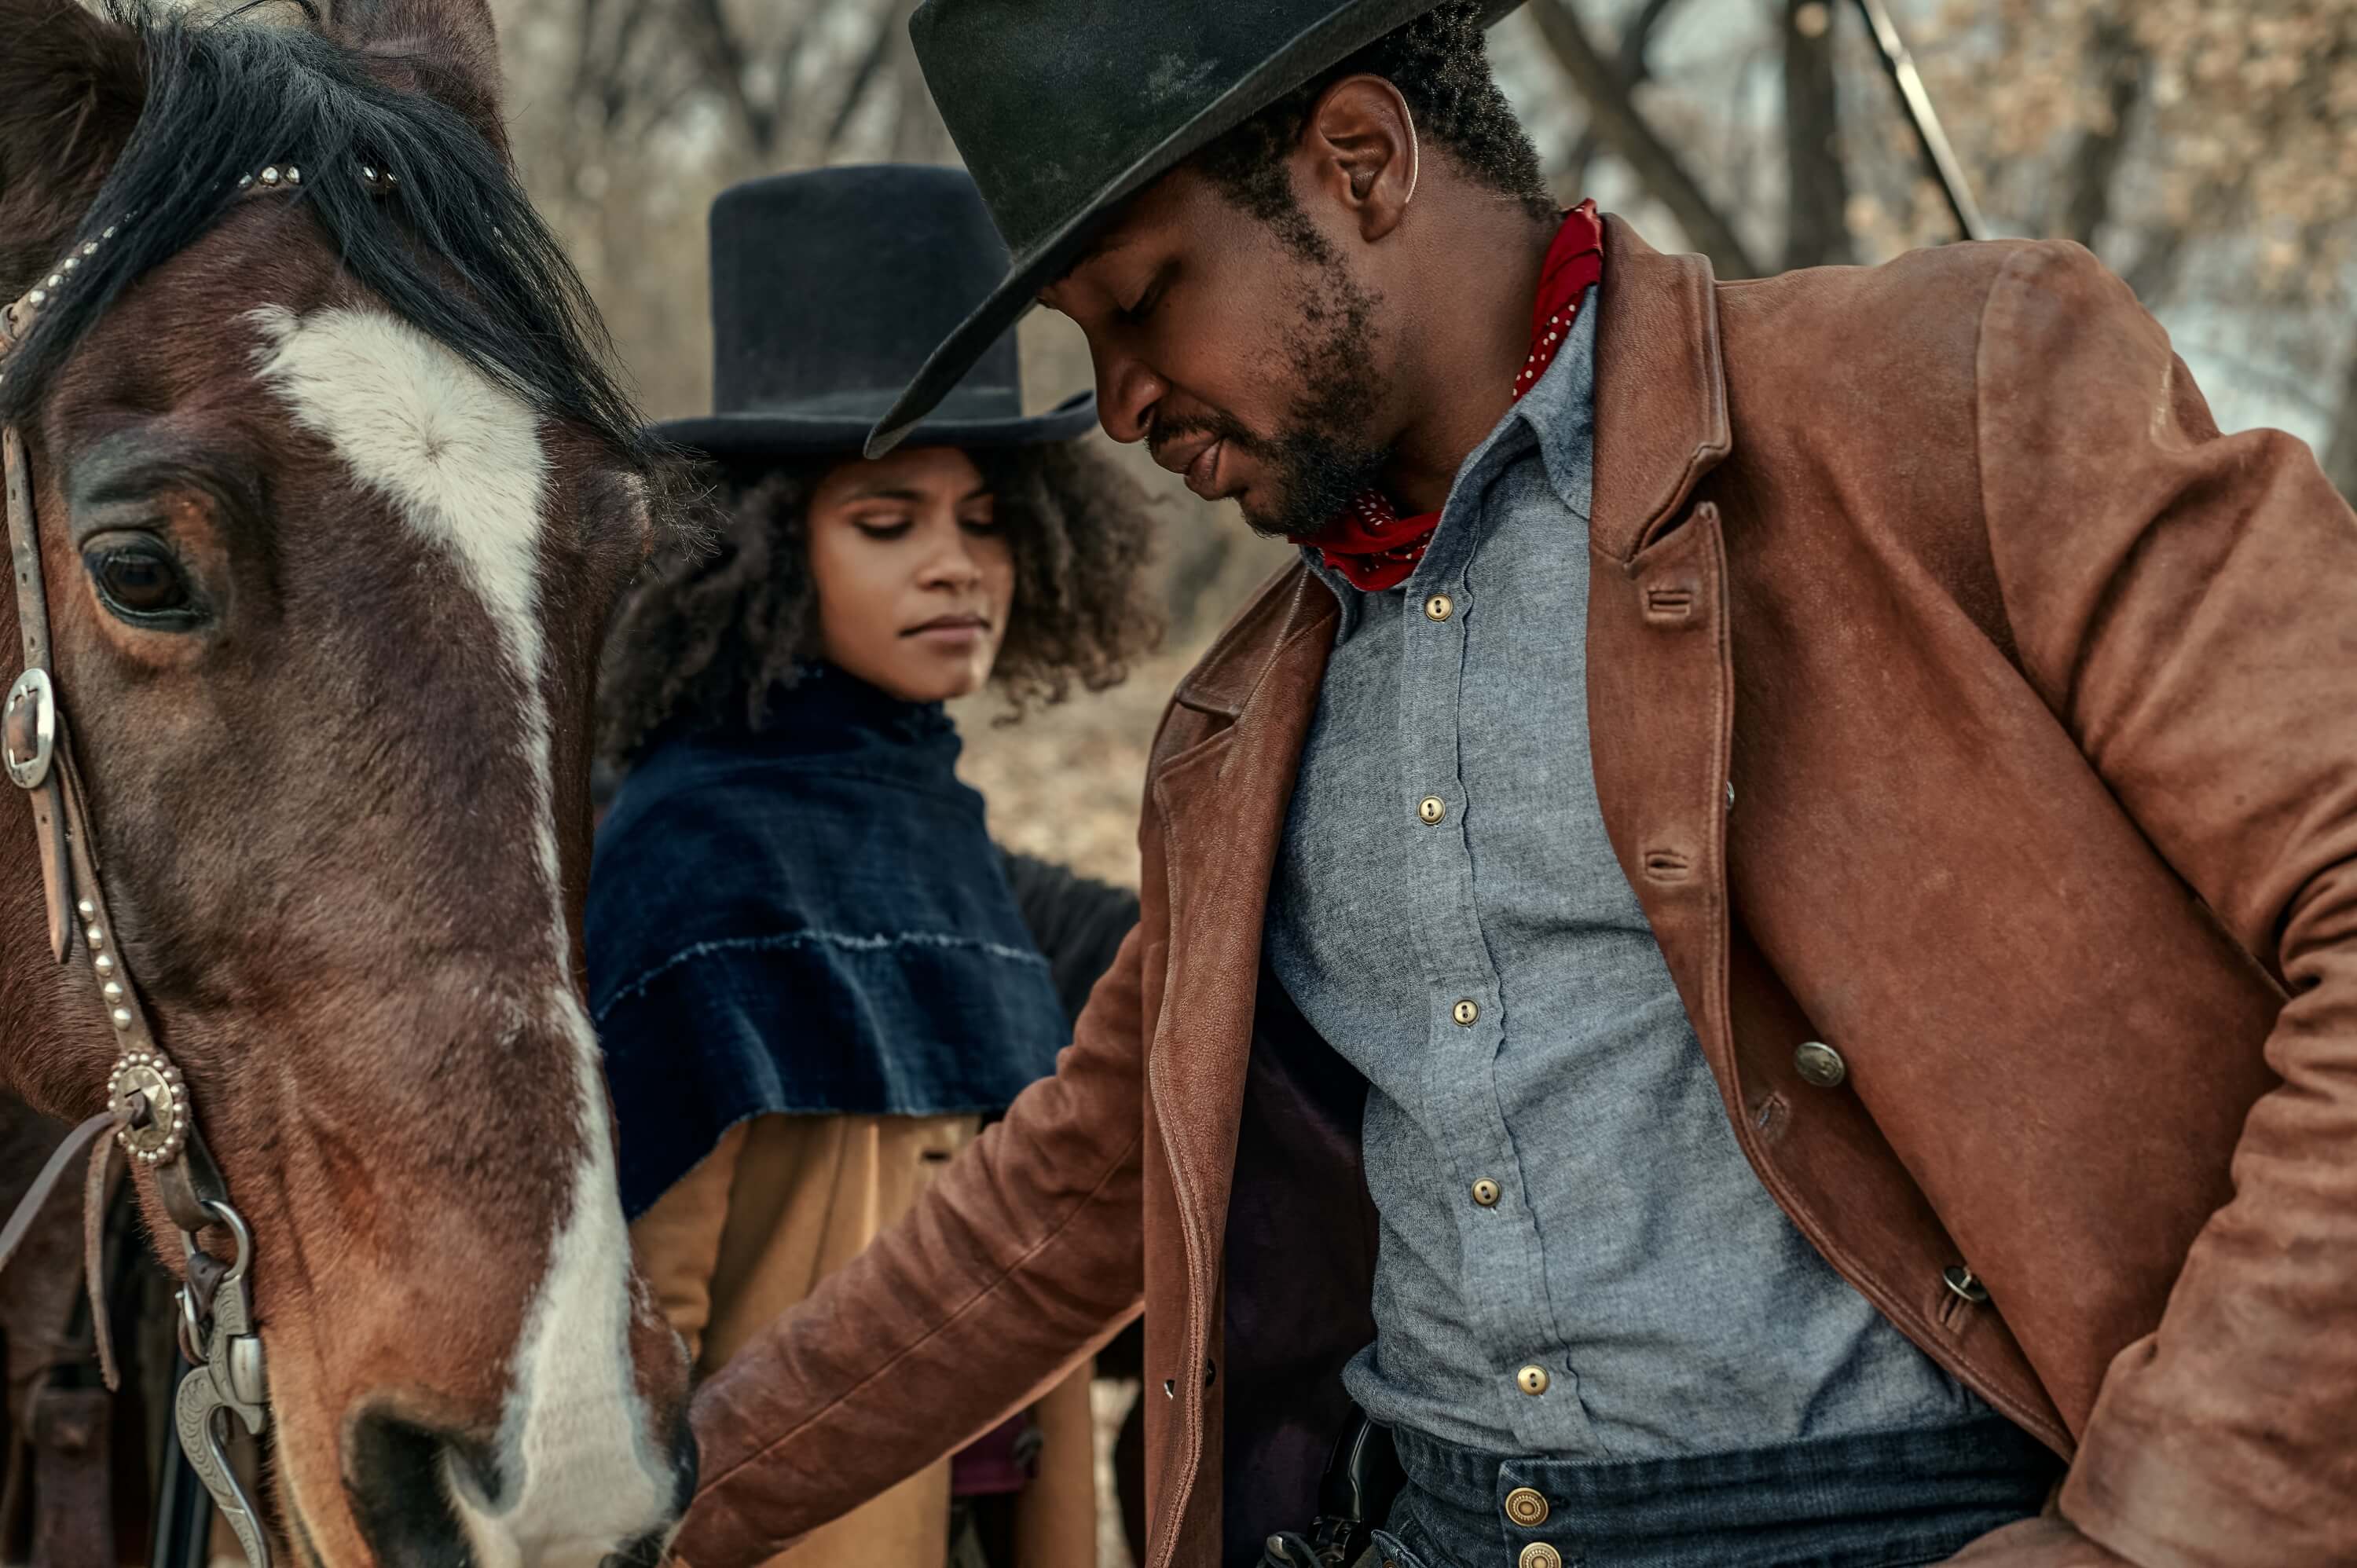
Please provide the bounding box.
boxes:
[5,666,55,789]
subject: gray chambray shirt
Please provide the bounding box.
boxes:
[1263,292,1982,1457]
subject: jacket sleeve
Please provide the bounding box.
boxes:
[669,925,1149,1568]
[1972,240,2357,1566]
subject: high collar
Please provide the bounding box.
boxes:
[750,663,959,755]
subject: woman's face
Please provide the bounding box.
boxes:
[806,445,1014,704]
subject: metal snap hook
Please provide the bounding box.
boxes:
[197,1198,255,1284]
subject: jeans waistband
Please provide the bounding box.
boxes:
[1384,1416,2062,1568]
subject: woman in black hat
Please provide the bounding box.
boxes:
[585,164,1159,1568]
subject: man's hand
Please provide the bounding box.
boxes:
[1945,1518,2134,1566]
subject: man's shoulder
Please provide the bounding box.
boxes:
[1710,238,2136,445]
[1716,236,2133,361]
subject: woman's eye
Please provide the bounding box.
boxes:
[852,517,914,540]
[83,540,198,626]
[959,513,1001,534]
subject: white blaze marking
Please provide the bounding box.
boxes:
[251,307,669,1563]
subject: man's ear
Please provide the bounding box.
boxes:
[1298,74,1419,244]
[326,0,509,156]
[0,0,144,295]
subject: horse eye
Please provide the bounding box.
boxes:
[82,541,198,627]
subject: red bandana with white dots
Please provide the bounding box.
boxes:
[1296,201,1605,592]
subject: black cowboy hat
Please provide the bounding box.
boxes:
[653,163,1095,457]
[864,0,1524,456]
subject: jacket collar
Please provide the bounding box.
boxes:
[1585,215,1731,562]
[1170,215,1728,718]
[1170,564,1338,721]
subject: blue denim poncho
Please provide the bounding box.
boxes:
[586,666,1069,1219]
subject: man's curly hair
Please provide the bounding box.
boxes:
[597,441,1163,767]
[1190,0,1554,255]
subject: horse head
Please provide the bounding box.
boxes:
[0,1,694,1560]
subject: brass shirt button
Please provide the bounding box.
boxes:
[1519,1543,1563,1568]
[1452,998,1479,1027]
[1471,1178,1501,1207]
[1424,592,1454,621]
[1794,1039,1847,1087]
[1516,1364,1550,1396]
[1417,795,1446,825]
[1504,1486,1549,1526]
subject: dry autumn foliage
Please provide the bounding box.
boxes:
[501,0,2357,890]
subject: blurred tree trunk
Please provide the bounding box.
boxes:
[1781,0,1850,268]
[1527,0,1761,277]
[2326,350,2357,504]
[2062,18,2142,249]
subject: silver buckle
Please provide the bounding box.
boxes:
[4,668,55,789]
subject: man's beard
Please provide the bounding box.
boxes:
[1171,260,1394,541]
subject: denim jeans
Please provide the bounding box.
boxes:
[1370,1416,2063,1568]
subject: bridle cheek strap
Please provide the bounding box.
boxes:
[2,195,275,1568]
[1,427,71,961]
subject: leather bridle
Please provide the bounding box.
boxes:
[0,169,334,1568]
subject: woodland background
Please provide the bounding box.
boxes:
[493,0,2357,895]
[489,4,2357,1560]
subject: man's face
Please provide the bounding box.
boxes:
[1040,166,1394,540]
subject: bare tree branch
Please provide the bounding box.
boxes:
[823,5,901,158]
[1558,0,1683,197]
[1527,0,1761,277]
[1782,0,1851,268]
[680,0,778,153]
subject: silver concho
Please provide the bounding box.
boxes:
[108,1050,188,1163]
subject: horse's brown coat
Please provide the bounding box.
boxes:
[0,2,690,1559]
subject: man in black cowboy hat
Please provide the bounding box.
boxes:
[671,5,2357,1567]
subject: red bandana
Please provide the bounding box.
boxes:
[1293,200,1606,592]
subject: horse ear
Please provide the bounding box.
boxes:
[0,0,143,295]
[327,0,511,156]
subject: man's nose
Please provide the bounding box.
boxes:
[1091,345,1164,445]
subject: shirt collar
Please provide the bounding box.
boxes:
[1300,284,1600,642]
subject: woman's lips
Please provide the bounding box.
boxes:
[904,616,990,646]
[1183,437,1225,500]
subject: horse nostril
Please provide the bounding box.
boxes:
[345,1405,497,1565]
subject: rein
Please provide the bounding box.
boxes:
[0,165,337,1567]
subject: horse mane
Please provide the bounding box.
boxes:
[0,1,647,461]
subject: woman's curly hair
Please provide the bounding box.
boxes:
[597,440,1163,766]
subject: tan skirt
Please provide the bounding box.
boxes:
[631,1113,1098,1568]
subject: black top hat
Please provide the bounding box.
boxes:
[863,0,1523,456]
[653,163,1096,457]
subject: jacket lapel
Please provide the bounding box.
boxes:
[1583,218,1745,1091]
[1148,570,1336,1266]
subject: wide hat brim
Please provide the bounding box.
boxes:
[658,389,1097,458]
[866,0,1526,456]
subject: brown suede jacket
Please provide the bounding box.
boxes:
[669,220,2357,1568]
